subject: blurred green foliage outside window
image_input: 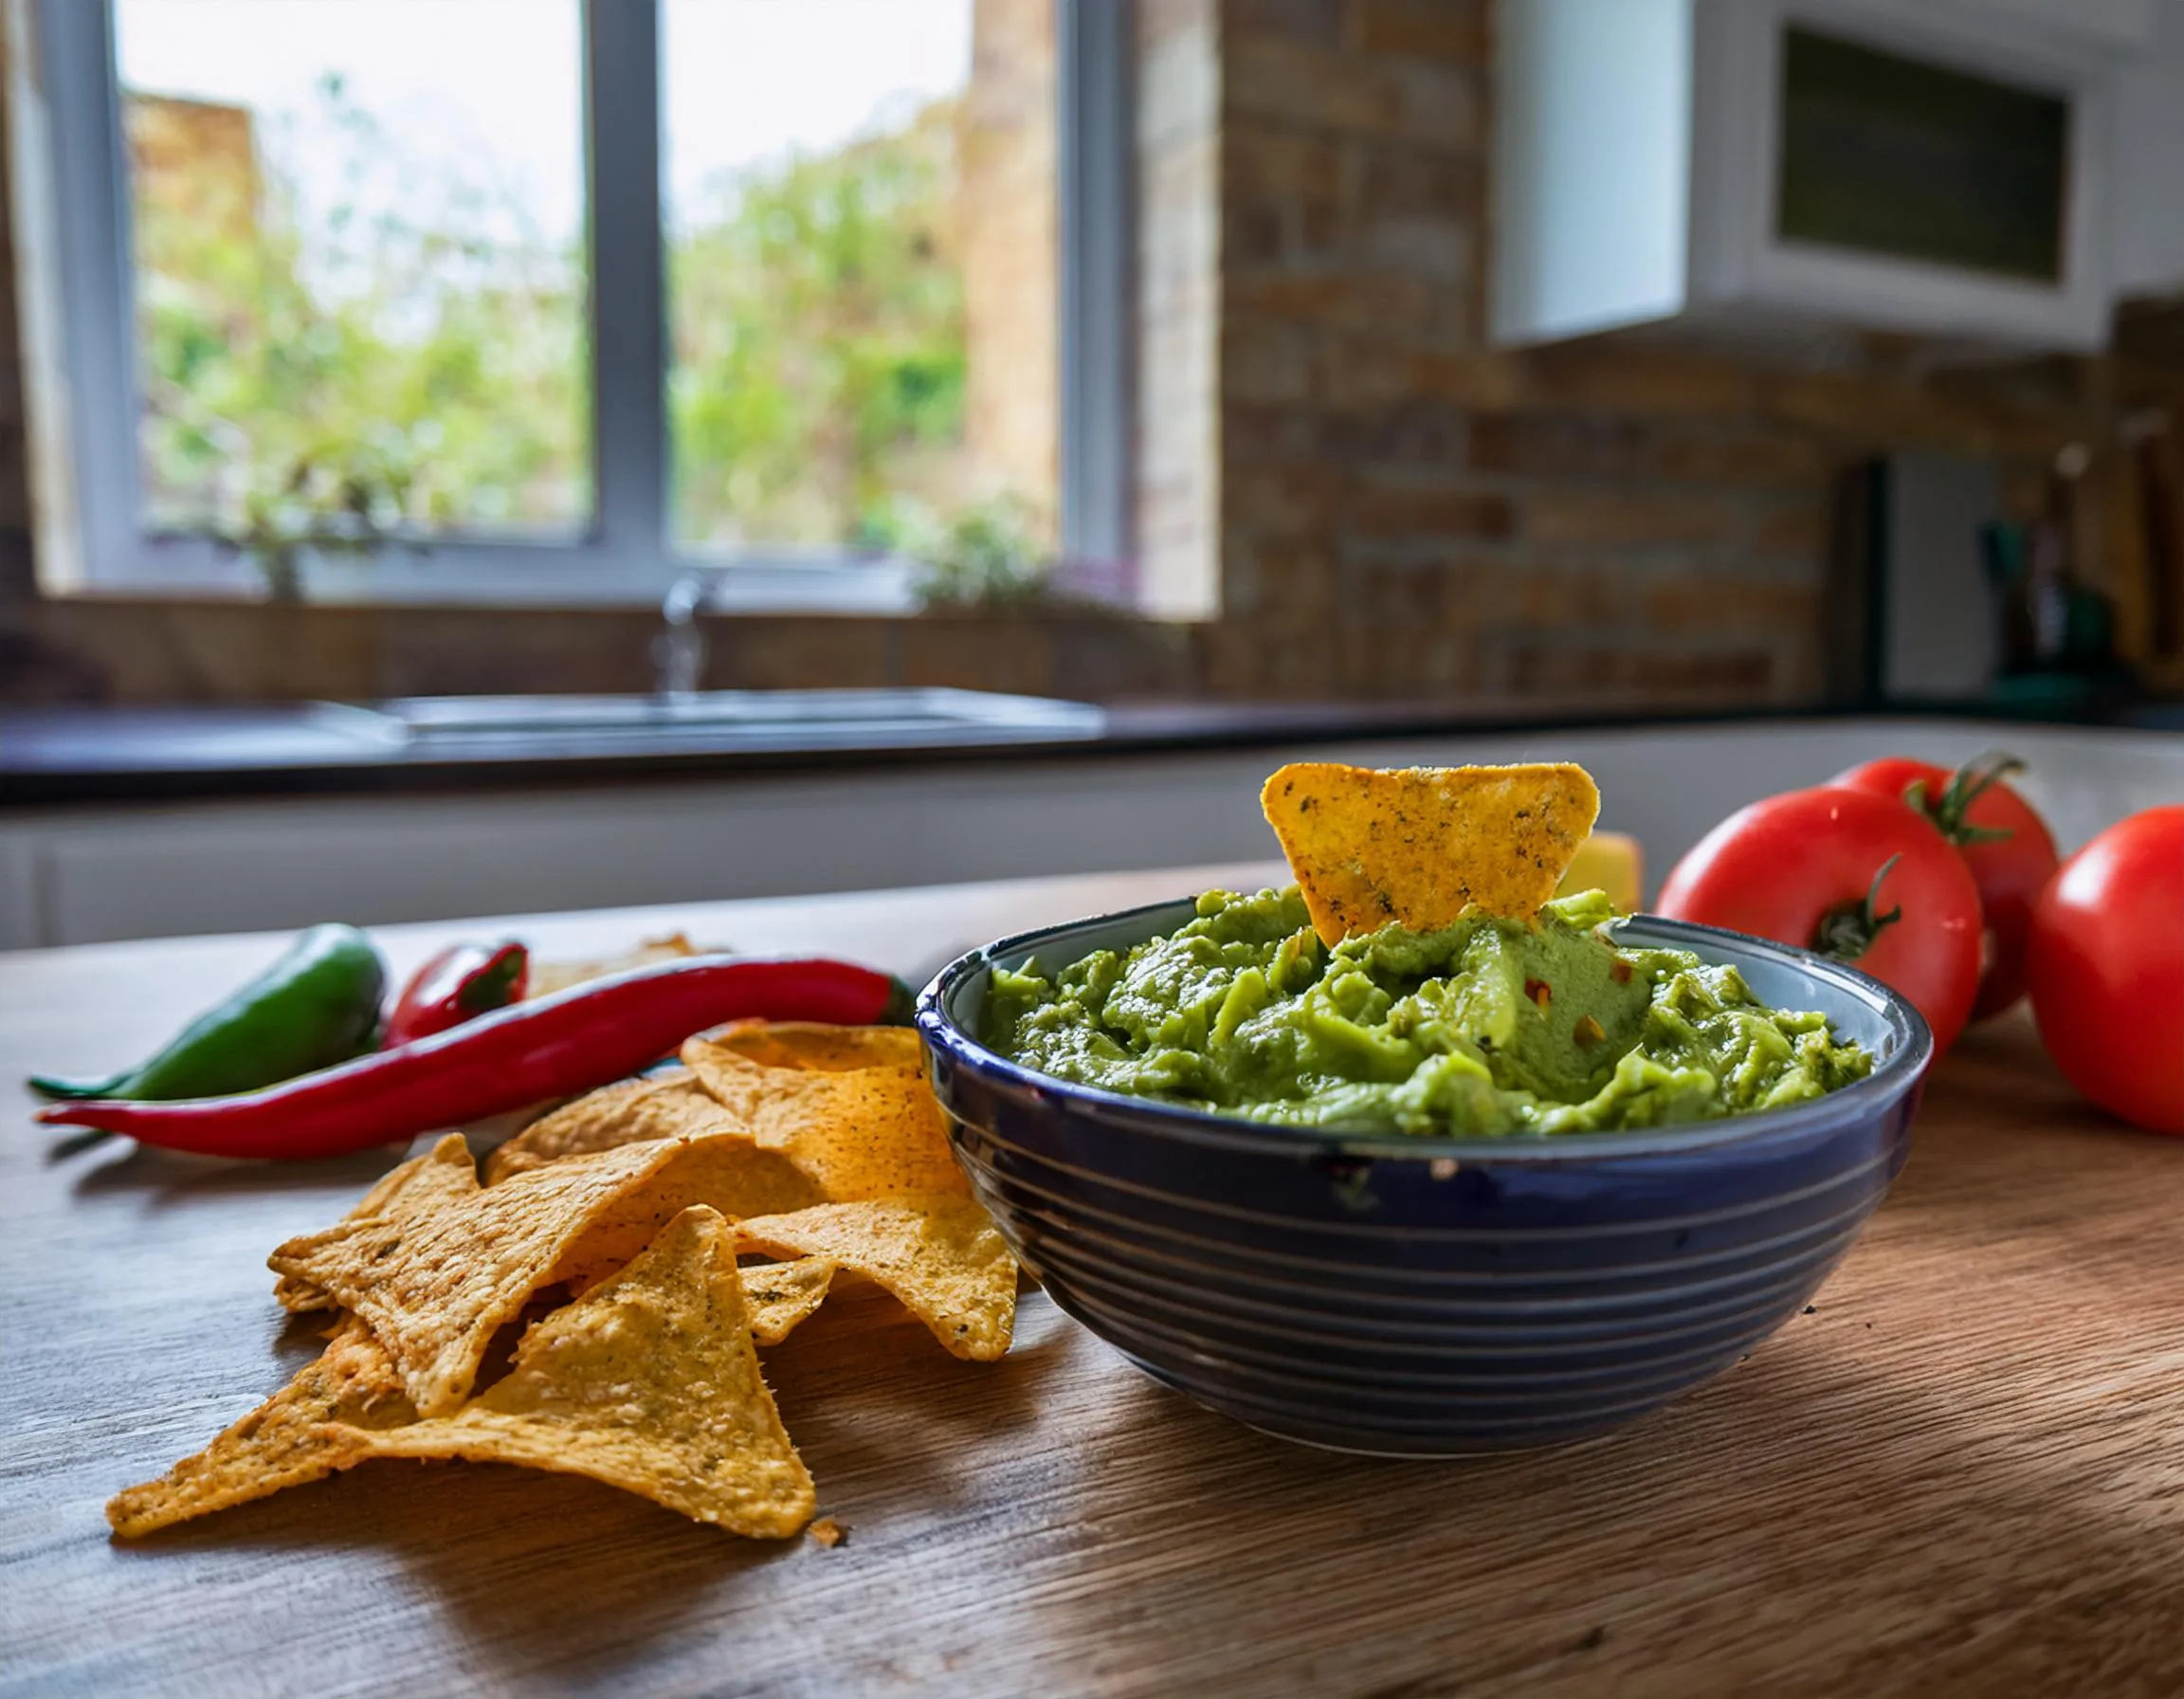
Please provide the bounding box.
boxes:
[120,0,1049,568]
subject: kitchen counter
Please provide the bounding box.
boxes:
[0,698,1509,805]
[2,694,2171,806]
[6,865,2183,1697]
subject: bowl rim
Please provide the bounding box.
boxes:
[915,892,1934,1164]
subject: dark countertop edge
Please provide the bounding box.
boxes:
[1,697,2175,809]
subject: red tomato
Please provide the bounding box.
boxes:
[2026,805,2184,1135]
[1655,785,1984,1056]
[1834,754,2059,1021]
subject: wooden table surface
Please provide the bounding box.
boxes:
[5,863,2182,1699]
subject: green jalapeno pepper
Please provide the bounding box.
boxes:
[28,923,387,1103]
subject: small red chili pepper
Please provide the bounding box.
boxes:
[35,956,911,1160]
[384,941,530,1048]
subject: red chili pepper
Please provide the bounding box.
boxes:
[384,941,530,1047]
[35,956,911,1160]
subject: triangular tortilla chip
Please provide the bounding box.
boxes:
[267,1139,678,1416]
[483,1071,737,1183]
[340,1207,814,1538]
[1261,761,1601,943]
[731,1196,1016,1361]
[274,1133,478,1314]
[107,1317,415,1538]
[682,1038,968,1200]
[741,1256,836,1345]
[270,1130,833,1417]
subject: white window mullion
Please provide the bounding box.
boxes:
[31,0,149,590]
[583,0,667,567]
[1058,0,1133,573]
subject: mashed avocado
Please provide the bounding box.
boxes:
[983,887,1869,1137]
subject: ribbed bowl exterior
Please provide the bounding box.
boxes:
[918,900,1931,1455]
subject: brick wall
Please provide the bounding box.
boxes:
[961,0,1060,531]
[0,0,2169,709]
[1208,0,2129,704]
[1135,0,1223,617]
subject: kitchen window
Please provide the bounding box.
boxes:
[19,0,1130,609]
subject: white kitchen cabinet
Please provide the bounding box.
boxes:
[1493,0,2184,352]
[2108,0,2184,293]
[2,721,2176,949]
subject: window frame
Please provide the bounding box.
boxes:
[25,0,1129,611]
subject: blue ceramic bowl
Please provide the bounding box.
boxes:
[917,899,1932,1455]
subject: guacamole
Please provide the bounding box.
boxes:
[982,887,1870,1137]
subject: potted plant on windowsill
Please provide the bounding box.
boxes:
[217,439,445,603]
[901,497,1144,618]
[907,496,1060,613]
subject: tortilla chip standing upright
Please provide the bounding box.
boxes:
[1261,762,1601,944]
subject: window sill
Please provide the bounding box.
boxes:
[47,543,925,615]
[43,534,1176,621]
[31,576,1191,628]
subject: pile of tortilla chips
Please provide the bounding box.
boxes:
[108,1022,1017,1543]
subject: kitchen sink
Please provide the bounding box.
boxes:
[354,688,1108,749]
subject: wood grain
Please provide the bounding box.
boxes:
[5,863,2182,1697]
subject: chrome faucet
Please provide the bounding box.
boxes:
[652,570,709,701]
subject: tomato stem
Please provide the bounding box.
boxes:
[1903,752,2024,846]
[1814,853,1904,963]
